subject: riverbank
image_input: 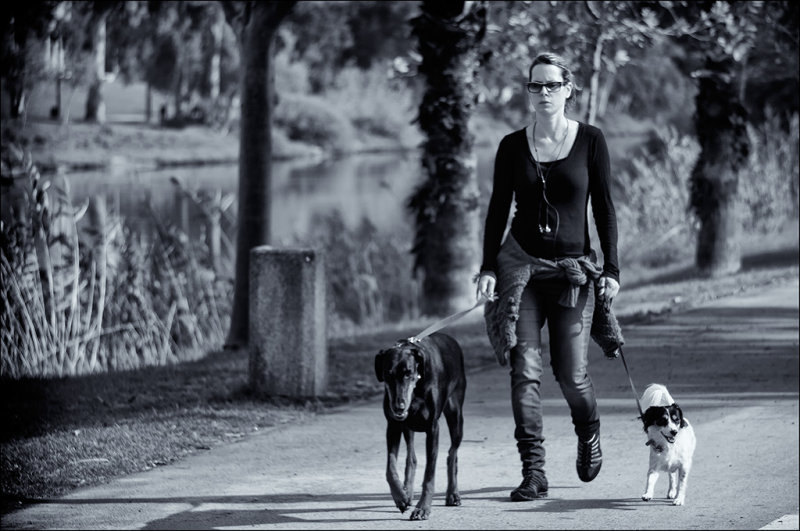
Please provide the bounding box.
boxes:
[3,107,513,175]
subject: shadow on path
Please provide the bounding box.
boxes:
[625,247,799,289]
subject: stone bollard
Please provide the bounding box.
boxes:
[249,246,327,397]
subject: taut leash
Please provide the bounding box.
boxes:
[408,296,491,344]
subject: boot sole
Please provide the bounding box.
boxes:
[510,489,549,501]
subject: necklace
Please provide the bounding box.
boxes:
[531,120,570,175]
[532,120,569,236]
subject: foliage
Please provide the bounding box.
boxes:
[0,2,57,118]
[273,92,358,154]
[614,127,701,267]
[605,39,696,132]
[613,110,799,269]
[282,1,418,93]
[295,211,420,336]
[0,141,230,378]
[325,65,421,146]
[738,111,800,233]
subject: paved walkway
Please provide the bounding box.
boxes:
[3,280,799,530]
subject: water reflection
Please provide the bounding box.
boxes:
[64,147,496,244]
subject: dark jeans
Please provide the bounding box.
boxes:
[510,278,599,477]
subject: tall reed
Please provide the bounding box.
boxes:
[1,141,231,378]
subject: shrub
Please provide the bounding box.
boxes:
[614,126,700,267]
[324,65,422,148]
[273,93,359,154]
[293,210,420,337]
[613,111,799,269]
[1,142,230,378]
[738,111,800,233]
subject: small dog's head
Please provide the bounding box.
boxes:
[642,403,688,445]
[375,341,423,421]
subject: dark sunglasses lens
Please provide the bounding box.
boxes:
[527,82,563,94]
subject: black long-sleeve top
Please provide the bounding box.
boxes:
[480,122,620,282]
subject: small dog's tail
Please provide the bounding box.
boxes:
[640,383,675,409]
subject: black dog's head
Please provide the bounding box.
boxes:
[375,341,423,421]
[641,403,687,444]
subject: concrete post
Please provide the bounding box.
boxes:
[249,247,327,397]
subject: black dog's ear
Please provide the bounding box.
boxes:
[374,351,385,382]
[412,348,424,380]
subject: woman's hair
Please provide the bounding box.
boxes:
[528,52,580,110]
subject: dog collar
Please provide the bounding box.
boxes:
[646,439,665,453]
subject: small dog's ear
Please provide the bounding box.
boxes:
[641,407,658,431]
[374,351,385,382]
[673,403,688,428]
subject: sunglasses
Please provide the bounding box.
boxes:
[526,81,566,94]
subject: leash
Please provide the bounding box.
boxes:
[617,346,645,425]
[405,293,647,427]
[408,296,491,344]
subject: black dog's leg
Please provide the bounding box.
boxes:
[444,394,464,507]
[403,428,416,503]
[410,423,439,520]
[386,423,411,512]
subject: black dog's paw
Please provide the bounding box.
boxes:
[394,496,411,513]
[409,506,430,520]
[446,492,461,506]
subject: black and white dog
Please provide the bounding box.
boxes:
[640,383,696,506]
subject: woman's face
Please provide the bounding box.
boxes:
[528,64,572,116]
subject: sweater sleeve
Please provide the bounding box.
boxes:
[480,136,515,274]
[588,129,620,282]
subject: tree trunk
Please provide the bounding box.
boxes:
[210,4,225,104]
[145,82,152,123]
[85,12,107,123]
[409,0,487,316]
[173,68,183,122]
[690,57,749,277]
[224,1,295,349]
[587,32,607,126]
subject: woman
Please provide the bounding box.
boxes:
[476,52,620,502]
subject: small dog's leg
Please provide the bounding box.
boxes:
[642,468,659,501]
[410,425,439,520]
[386,424,411,512]
[403,429,416,502]
[672,466,690,506]
[667,470,678,499]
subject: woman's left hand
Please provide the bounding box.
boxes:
[597,276,619,301]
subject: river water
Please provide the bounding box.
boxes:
[64,147,497,244]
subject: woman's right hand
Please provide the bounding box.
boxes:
[477,272,497,302]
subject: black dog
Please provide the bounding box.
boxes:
[374,332,466,520]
